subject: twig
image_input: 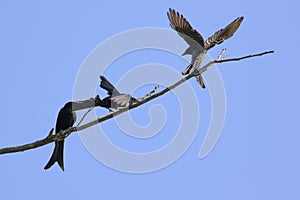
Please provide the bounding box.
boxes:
[217,48,227,60]
[214,50,274,63]
[137,85,160,101]
[194,50,274,76]
[47,128,54,136]
[76,108,93,126]
[0,50,275,155]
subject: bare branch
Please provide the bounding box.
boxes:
[0,129,55,155]
[214,50,274,64]
[0,50,275,155]
[217,48,227,60]
[76,108,93,127]
[194,50,274,76]
[137,85,160,101]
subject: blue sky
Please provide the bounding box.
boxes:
[1,0,299,199]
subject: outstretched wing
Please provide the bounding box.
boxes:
[204,16,244,50]
[167,8,204,49]
[100,75,120,96]
[110,94,136,108]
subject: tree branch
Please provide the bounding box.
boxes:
[76,108,93,127]
[0,129,56,154]
[0,50,274,155]
[214,50,274,64]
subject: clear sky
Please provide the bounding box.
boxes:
[1,0,299,199]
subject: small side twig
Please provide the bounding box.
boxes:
[47,128,54,137]
[137,85,160,101]
[217,48,227,60]
[76,108,93,126]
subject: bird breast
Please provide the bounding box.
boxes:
[192,50,206,67]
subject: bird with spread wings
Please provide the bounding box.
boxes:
[167,8,244,88]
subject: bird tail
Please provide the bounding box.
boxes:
[196,75,205,88]
[44,140,65,171]
[100,75,120,95]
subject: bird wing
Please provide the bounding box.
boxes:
[204,16,244,50]
[55,102,76,133]
[110,94,134,108]
[167,8,204,49]
[100,75,120,96]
